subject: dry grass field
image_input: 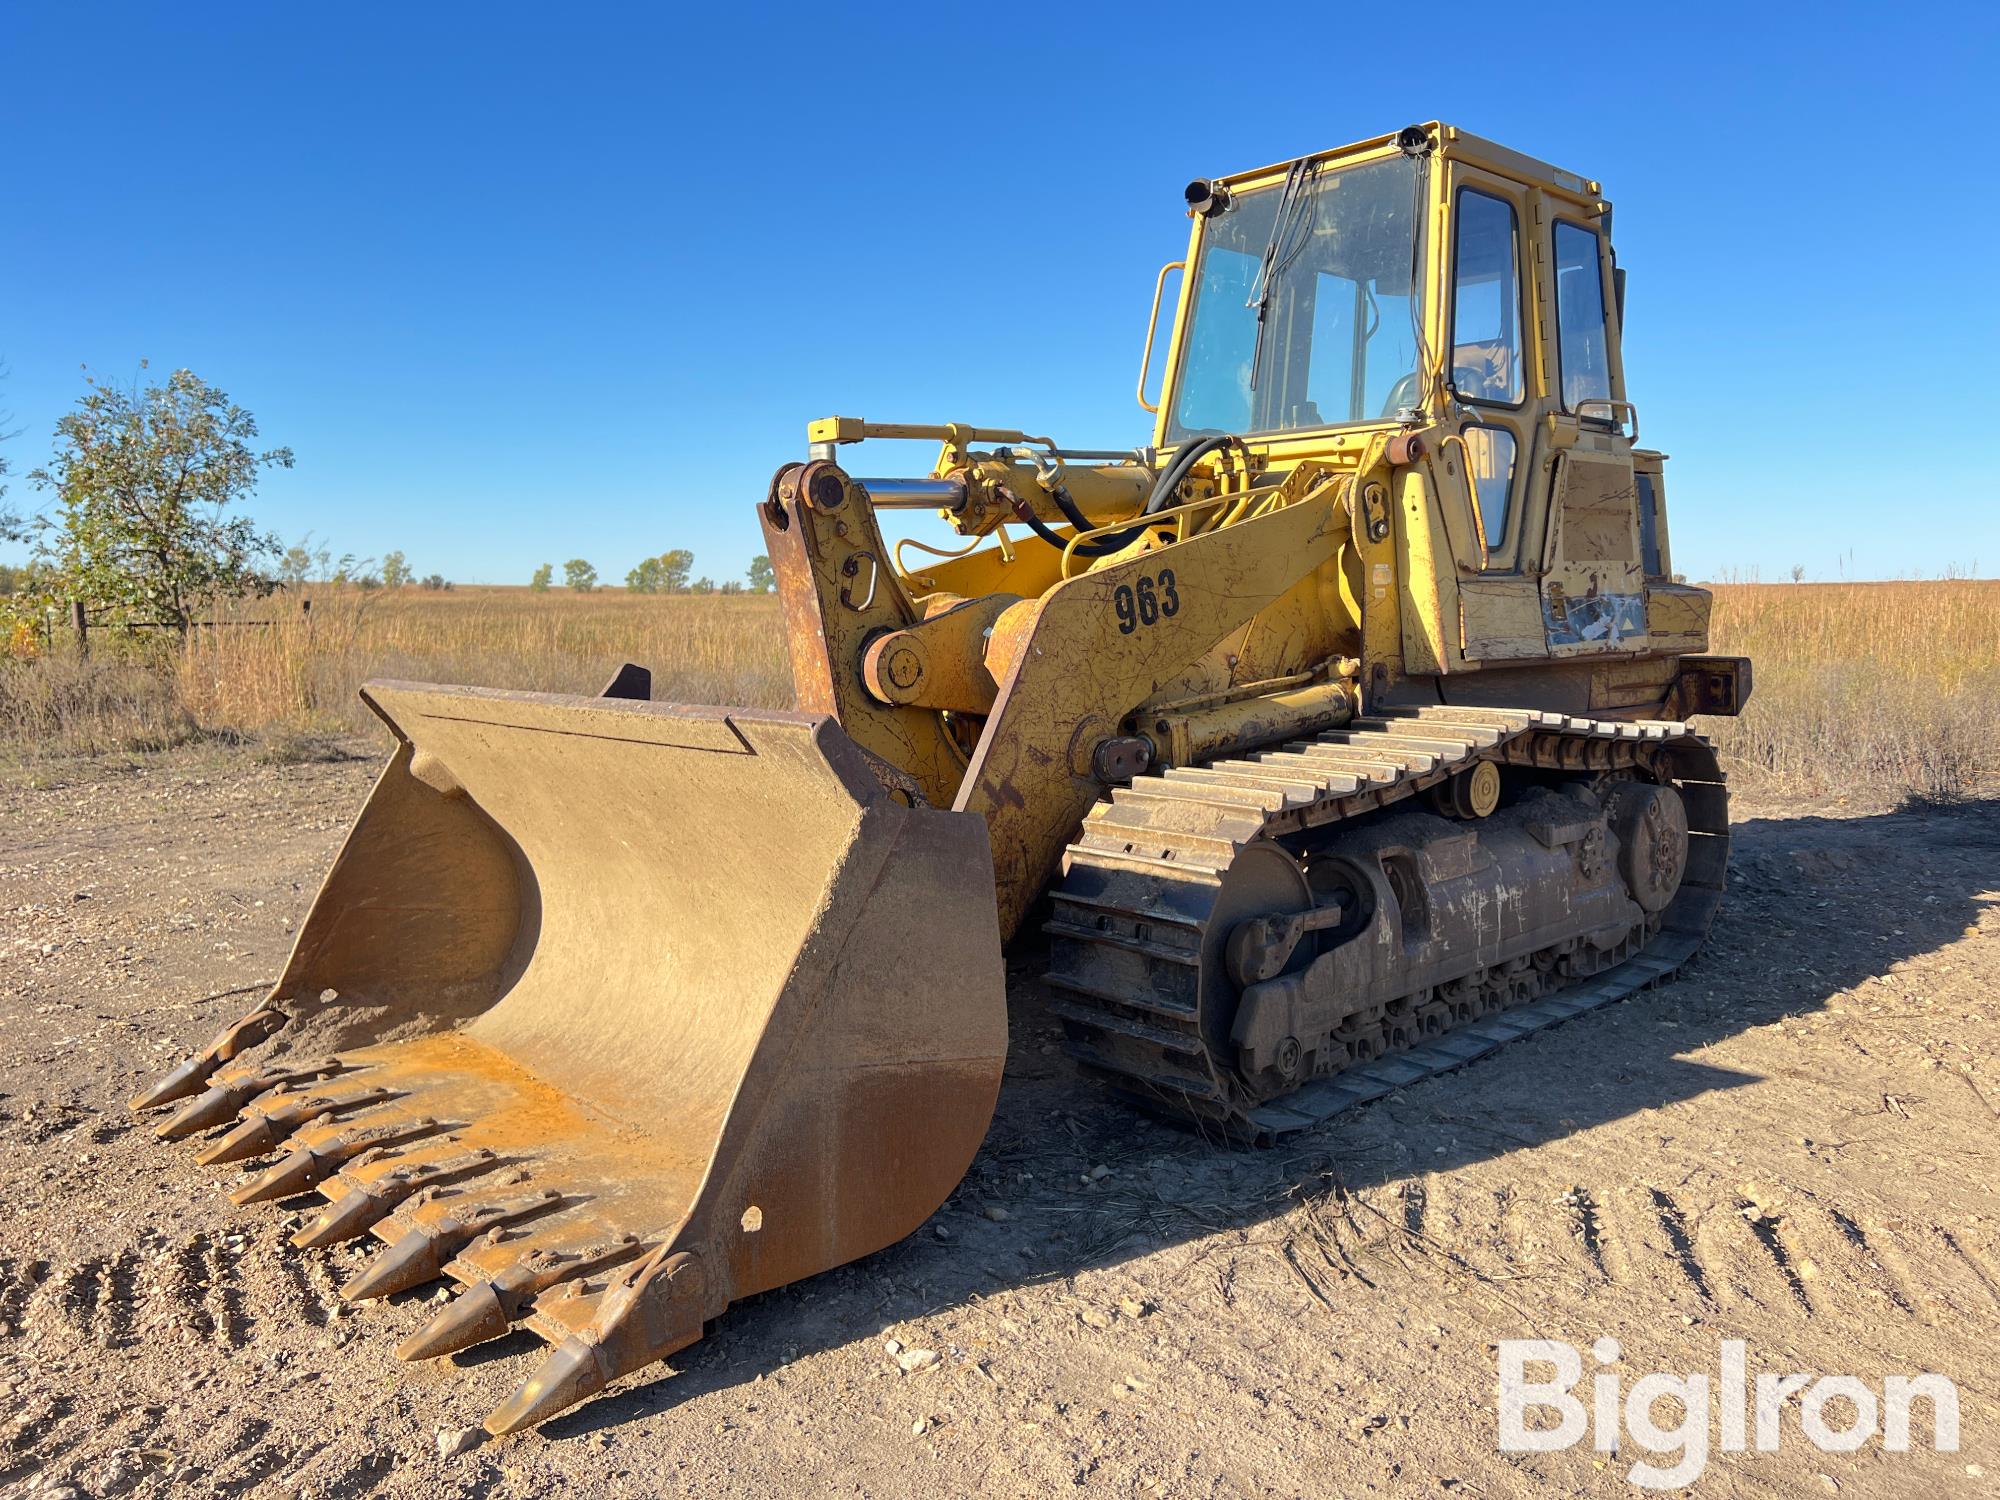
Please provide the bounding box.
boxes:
[1,579,1995,800]
[0,588,791,762]
[1702,579,1998,801]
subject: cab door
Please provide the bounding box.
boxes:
[1440,168,1547,662]
[1535,216,1648,656]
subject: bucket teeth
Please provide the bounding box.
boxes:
[155,1061,346,1141]
[344,1188,565,1304]
[484,1335,611,1437]
[485,1249,708,1436]
[231,1116,445,1205]
[233,1146,329,1206]
[130,1004,287,1110]
[291,1148,499,1248]
[397,1226,644,1359]
[131,1054,218,1114]
[293,1186,396,1248]
[397,1280,509,1361]
[158,1081,271,1142]
[195,1085,397,1166]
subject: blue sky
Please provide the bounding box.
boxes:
[3,3,1996,585]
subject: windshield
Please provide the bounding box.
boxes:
[1167,153,1423,441]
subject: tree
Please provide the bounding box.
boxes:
[625,549,694,594]
[421,574,450,591]
[381,550,412,588]
[690,576,715,594]
[30,365,292,631]
[328,552,374,587]
[530,562,553,591]
[0,363,22,544]
[0,443,16,545]
[1790,564,1805,584]
[747,554,775,594]
[563,558,597,592]
[277,539,313,587]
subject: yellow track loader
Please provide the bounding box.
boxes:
[135,122,1750,1433]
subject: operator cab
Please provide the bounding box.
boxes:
[1151,122,1682,669]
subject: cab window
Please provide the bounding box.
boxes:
[1554,222,1612,409]
[1450,189,1523,405]
[1165,154,1422,439]
[1464,424,1517,551]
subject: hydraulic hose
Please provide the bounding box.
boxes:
[1142,434,1250,515]
[1015,433,1251,557]
[1006,491,1138,558]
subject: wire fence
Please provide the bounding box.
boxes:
[42,596,315,653]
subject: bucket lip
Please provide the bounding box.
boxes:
[360,678,826,732]
[356,678,958,821]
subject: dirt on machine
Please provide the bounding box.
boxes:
[132,121,1752,1433]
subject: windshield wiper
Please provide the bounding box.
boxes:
[1245,157,1321,396]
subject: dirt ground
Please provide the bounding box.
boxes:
[1,742,1995,1498]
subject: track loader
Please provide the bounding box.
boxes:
[134,122,1750,1433]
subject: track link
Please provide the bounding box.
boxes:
[1045,705,1729,1139]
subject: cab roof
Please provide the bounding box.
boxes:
[1218,122,1606,211]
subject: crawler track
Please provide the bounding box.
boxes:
[1045,705,1728,1139]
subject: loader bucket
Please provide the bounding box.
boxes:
[134,679,1007,1433]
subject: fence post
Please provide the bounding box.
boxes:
[71,600,88,657]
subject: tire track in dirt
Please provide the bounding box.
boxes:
[85,1401,174,1498]
[0,1254,50,1337]
[216,1437,335,1498]
[44,1256,105,1334]
[1934,1225,2000,1308]
[1518,1182,1605,1289]
[1490,1184,1533,1277]
[131,1231,253,1347]
[1853,1212,1943,1326]
[1558,1185,1610,1280]
[0,1393,75,1484]
[1587,1184,1641,1286]
[1823,1205,1918,1315]
[231,1215,335,1333]
[1692,1195,1806,1321]
[1398,1181,1427,1240]
[1737,1198,1815,1313]
[269,1242,334,1329]
[97,1249,140,1347]
[1645,1187,1715,1302]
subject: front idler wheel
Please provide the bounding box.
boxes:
[1605,782,1689,913]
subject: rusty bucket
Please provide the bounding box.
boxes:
[134,679,1007,1432]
